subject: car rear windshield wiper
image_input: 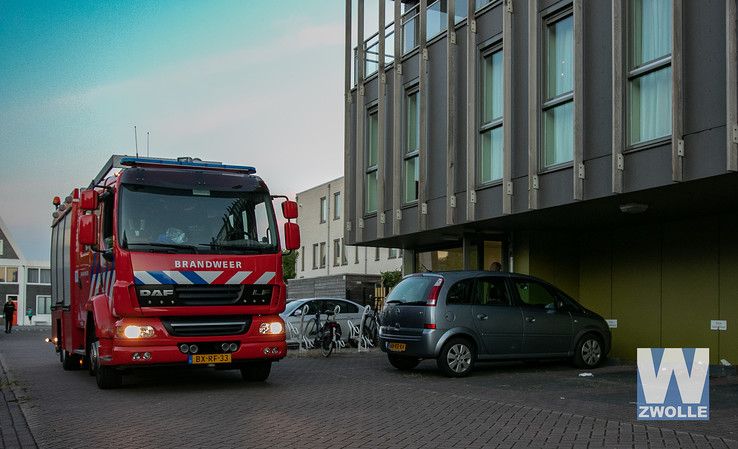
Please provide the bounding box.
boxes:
[126,242,200,253]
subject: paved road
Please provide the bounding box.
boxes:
[0,328,736,448]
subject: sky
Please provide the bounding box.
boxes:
[0,0,377,261]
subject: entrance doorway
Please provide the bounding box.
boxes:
[5,294,18,326]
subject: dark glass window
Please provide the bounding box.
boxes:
[514,279,557,309]
[446,279,474,305]
[475,277,510,306]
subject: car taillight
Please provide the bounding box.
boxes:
[426,277,444,306]
[424,323,436,329]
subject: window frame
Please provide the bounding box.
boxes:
[365,107,379,215]
[333,191,341,220]
[312,243,319,270]
[473,276,513,307]
[540,9,575,171]
[319,196,328,224]
[319,242,327,269]
[333,239,341,267]
[403,86,420,205]
[0,266,19,284]
[625,0,673,150]
[478,43,505,186]
[36,295,53,315]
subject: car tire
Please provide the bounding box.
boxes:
[240,361,272,381]
[387,354,421,371]
[437,338,476,378]
[573,333,605,368]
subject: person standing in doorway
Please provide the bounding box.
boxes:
[26,307,34,325]
[3,299,16,333]
[489,261,503,272]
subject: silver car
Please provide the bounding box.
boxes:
[379,272,611,377]
[281,298,373,347]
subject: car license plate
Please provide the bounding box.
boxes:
[189,353,232,364]
[388,342,406,352]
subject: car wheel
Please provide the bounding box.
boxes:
[387,354,421,371]
[437,338,476,378]
[240,361,272,381]
[574,334,604,368]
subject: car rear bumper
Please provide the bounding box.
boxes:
[379,328,440,358]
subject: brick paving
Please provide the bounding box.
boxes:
[0,327,736,448]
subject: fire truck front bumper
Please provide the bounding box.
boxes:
[107,338,287,367]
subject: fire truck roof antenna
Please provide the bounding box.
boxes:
[134,125,139,157]
[147,131,150,157]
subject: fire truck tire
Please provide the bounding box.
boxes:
[240,361,271,381]
[96,364,122,389]
[62,351,79,371]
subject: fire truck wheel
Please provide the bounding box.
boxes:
[240,361,272,382]
[96,364,122,389]
[62,351,79,371]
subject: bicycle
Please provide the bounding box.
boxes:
[314,306,342,357]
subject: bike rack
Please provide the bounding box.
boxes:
[357,305,374,353]
[297,304,314,352]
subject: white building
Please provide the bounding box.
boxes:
[0,216,52,326]
[289,177,402,302]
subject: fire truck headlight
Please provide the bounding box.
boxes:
[122,325,156,339]
[258,322,284,335]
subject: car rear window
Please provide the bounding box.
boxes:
[385,276,438,305]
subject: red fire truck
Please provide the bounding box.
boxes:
[49,155,300,389]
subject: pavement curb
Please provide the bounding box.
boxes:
[0,351,39,449]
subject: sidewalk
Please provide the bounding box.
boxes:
[0,351,37,449]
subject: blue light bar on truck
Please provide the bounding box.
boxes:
[119,156,257,174]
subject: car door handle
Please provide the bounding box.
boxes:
[525,316,536,323]
[476,314,488,321]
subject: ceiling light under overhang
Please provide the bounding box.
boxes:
[619,202,649,214]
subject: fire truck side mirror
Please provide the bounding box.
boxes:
[78,215,98,247]
[80,189,99,211]
[283,222,300,251]
[281,200,298,220]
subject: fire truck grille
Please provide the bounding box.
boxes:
[137,285,273,307]
[162,316,252,337]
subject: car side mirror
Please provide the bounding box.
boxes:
[281,200,298,220]
[80,189,99,211]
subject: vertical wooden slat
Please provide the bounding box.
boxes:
[502,0,514,214]
[392,0,403,234]
[671,0,684,182]
[344,0,353,237]
[446,0,457,225]
[728,0,738,172]
[528,0,539,210]
[573,0,584,201]
[356,0,366,241]
[466,0,477,221]
[419,0,429,231]
[612,0,624,194]
[377,0,386,239]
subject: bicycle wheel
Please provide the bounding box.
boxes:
[362,315,378,345]
[320,334,334,357]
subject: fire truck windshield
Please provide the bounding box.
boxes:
[118,184,278,254]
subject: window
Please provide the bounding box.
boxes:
[514,279,557,309]
[319,242,326,268]
[375,247,381,261]
[336,300,359,314]
[628,0,672,145]
[0,239,4,256]
[27,268,51,284]
[36,295,52,315]
[388,248,400,259]
[475,277,511,306]
[301,246,305,272]
[28,268,39,284]
[333,192,341,220]
[319,196,328,223]
[333,239,341,266]
[446,279,474,305]
[403,6,419,54]
[0,266,18,283]
[404,90,420,203]
[480,49,504,183]
[542,13,574,168]
[354,246,360,264]
[341,239,348,265]
[312,244,319,269]
[366,109,379,214]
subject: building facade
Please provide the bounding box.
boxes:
[289,177,403,302]
[343,0,738,363]
[0,216,51,325]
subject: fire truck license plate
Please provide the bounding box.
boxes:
[388,342,406,352]
[189,354,232,364]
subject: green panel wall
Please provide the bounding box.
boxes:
[661,218,720,364]
[528,231,580,299]
[578,231,613,318]
[719,216,738,363]
[610,225,662,360]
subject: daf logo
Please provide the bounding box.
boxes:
[139,289,174,297]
